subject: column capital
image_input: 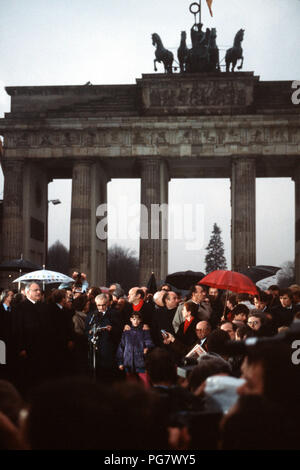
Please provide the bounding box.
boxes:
[72,158,95,167]
[231,156,257,165]
[2,158,24,172]
[138,156,163,167]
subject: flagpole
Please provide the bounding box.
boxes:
[199,0,201,24]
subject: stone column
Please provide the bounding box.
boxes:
[294,166,300,284]
[22,161,48,267]
[69,160,92,279]
[0,159,24,287]
[69,160,107,285]
[139,158,169,286]
[231,158,256,271]
[91,162,108,286]
[1,159,24,261]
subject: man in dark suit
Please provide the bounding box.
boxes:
[151,291,179,346]
[86,293,116,380]
[14,282,45,394]
[0,290,14,344]
[163,319,212,365]
[127,287,155,327]
[271,288,300,328]
[42,289,75,380]
[0,289,14,380]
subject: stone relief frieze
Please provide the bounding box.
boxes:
[151,131,168,145]
[40,133,54,146]
[62,132,81,145]
[3,124,300,151]
[225,128,242,144]
[288,128,300,143]
[148,81,248,108]
[16,133,30,147]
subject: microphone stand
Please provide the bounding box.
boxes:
[90,322,98,381]
[89,312,107,381]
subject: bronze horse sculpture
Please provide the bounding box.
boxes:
[207,28,220,72]
[177,31,189,73]
[152,33,174,74]
[225,29,245,72]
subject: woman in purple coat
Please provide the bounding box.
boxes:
[116,312,154,388]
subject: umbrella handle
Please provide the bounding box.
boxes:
[18,268,21,293]
[222,290,229,319]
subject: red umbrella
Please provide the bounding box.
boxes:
[199,270,258,296]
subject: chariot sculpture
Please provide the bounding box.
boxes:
[151,1,244,75]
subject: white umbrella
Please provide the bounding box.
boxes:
[13,269,74,291]
[256,274,277,291]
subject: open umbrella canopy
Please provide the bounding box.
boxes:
[165,270,205,290]
[239,265,281,284]
[199,270,258,296]
[0,257,42,272]
[13,269,74,285]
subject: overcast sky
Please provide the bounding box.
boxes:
[0,0,299,274]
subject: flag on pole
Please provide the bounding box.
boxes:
[206,0,213,17]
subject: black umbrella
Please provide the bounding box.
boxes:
[147,272,157,294]
[0,256,42,272]
[165,270,205,290]
[239,265,281,284]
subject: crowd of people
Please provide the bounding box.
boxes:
[0,272,299,450]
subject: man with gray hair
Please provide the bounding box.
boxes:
[85,293,117,380]
[24,282,42,304]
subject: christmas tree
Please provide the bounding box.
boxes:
[205,223,227,273]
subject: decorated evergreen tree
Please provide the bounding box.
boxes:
[205,223,227,273]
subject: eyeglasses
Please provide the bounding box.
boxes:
[97,303,107,307]
[248,320,260,326]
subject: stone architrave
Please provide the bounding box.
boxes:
[139,158,169,286]
[231,157,256,271]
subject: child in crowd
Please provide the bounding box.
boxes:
[116,312,154,388]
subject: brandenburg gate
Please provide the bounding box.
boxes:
[0,70,300,286]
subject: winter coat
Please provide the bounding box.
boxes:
[73,310,87,335]
[116,326,154,371]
